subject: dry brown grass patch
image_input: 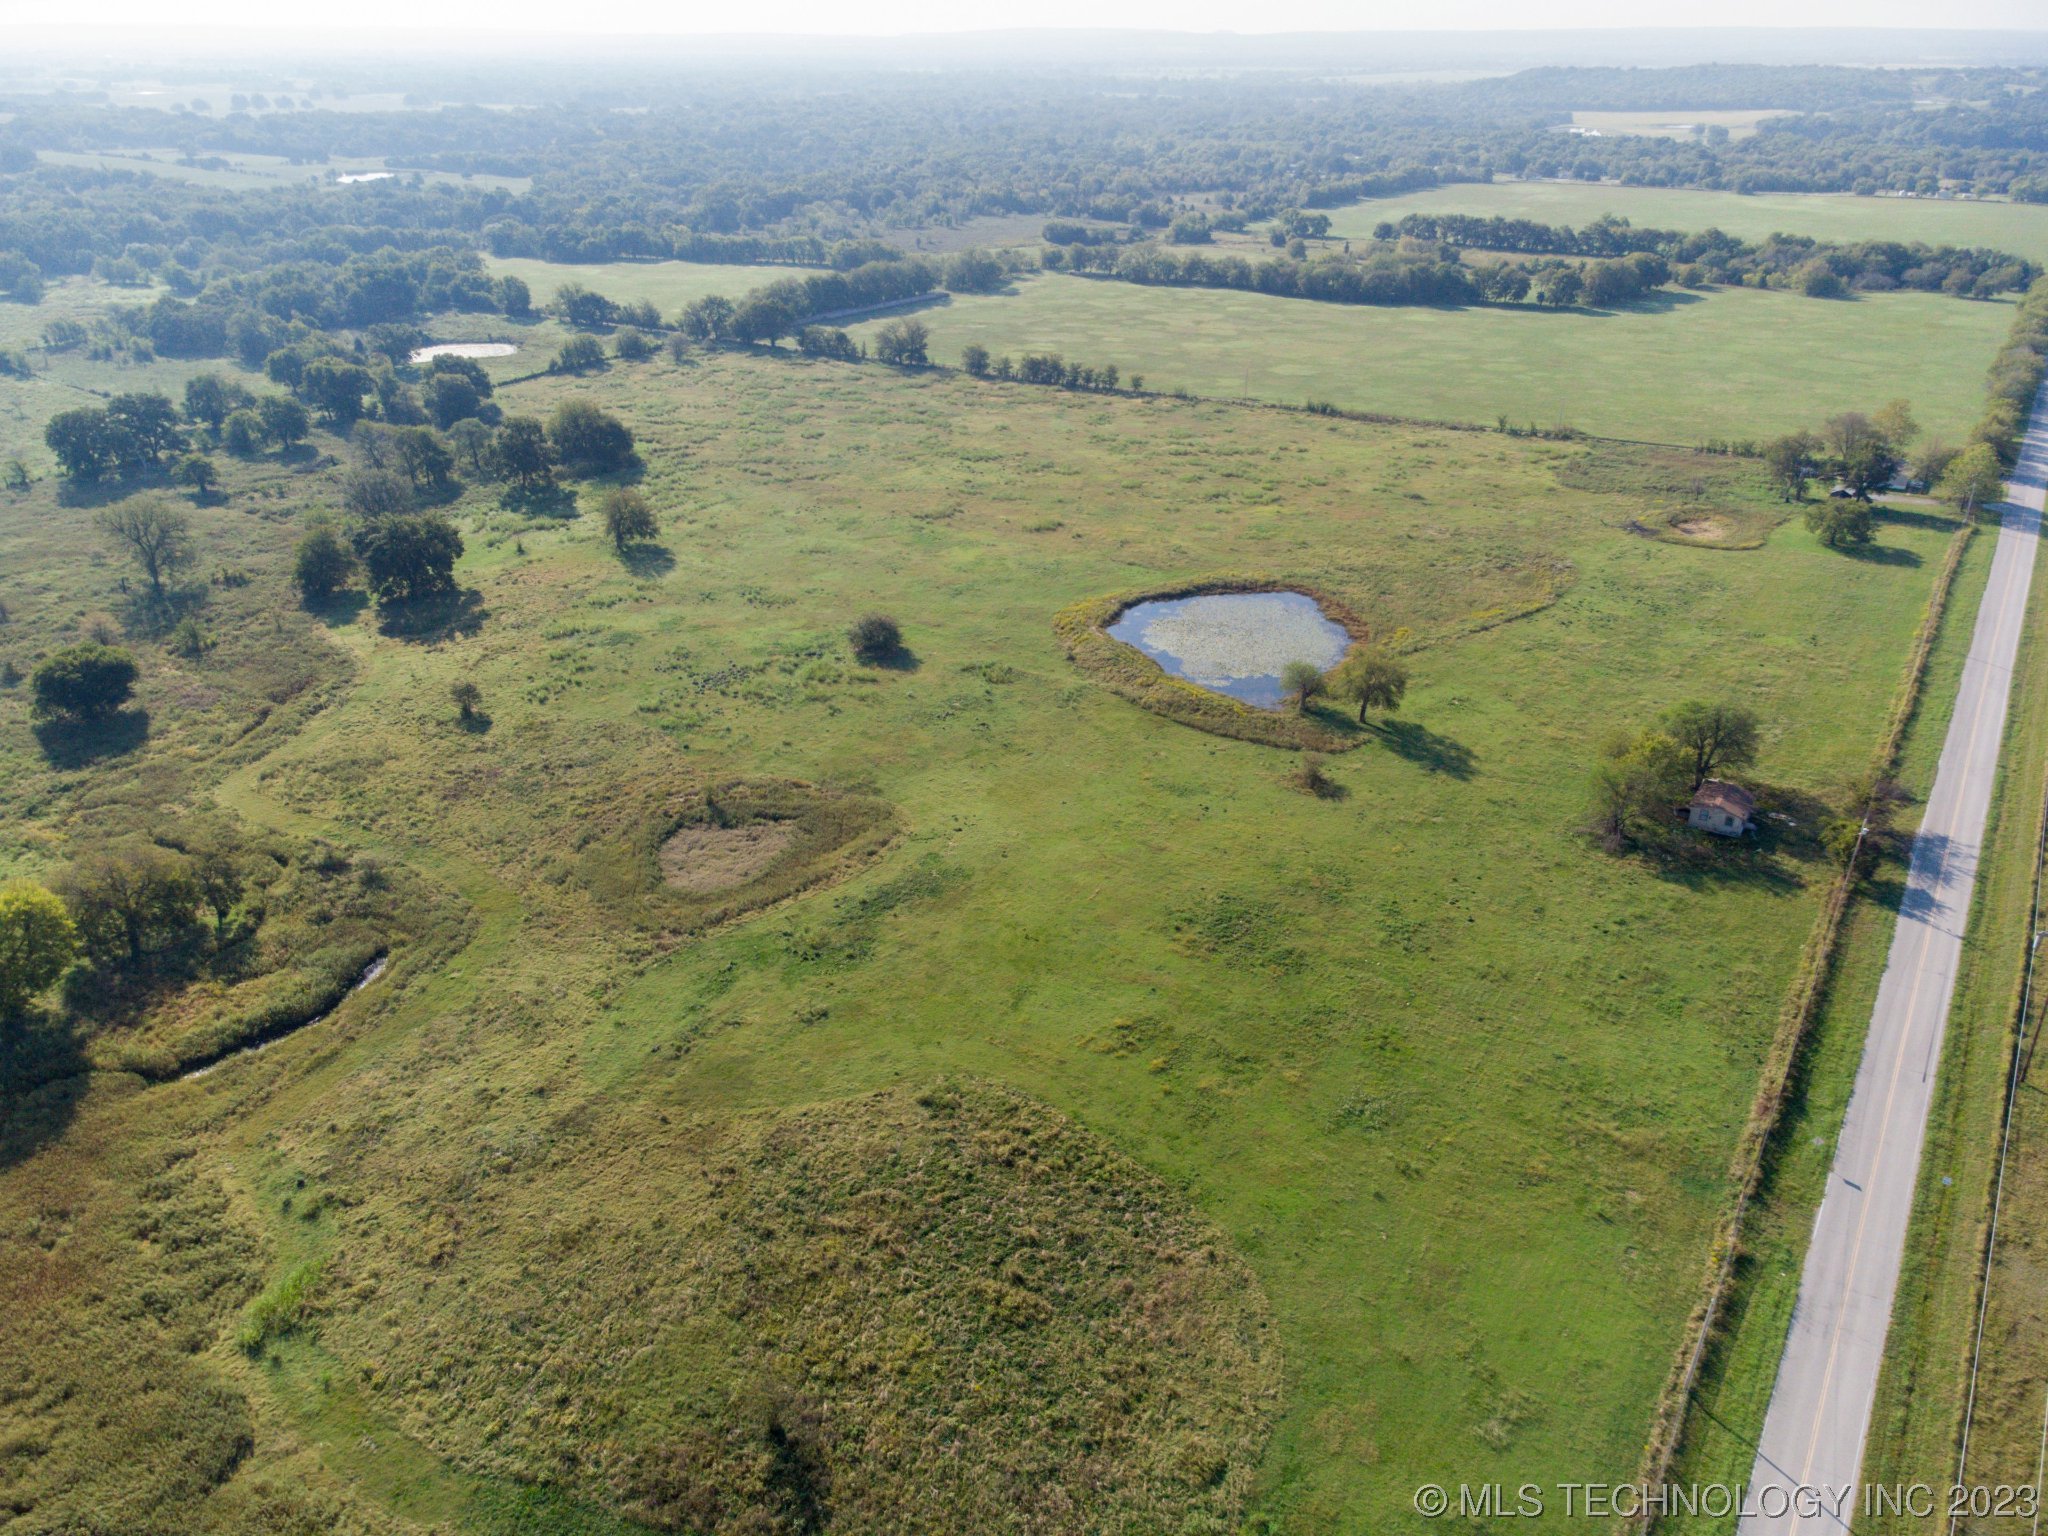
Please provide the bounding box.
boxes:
[579,778,899,932]
[658,819,799,894]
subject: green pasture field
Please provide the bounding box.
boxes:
[35,148,531,194]
[1322,180,2048,267]
[0,339,1976,1533]
[0,280,231,473]
[1563,109,1793,142]
[484,255,828,320]
[841,271,2011,445]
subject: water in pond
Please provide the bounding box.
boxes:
[1108,590,1351,709]
[337,170,395,183]
[409,341,519,363]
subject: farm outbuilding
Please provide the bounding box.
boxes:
[1688,781,1755,837]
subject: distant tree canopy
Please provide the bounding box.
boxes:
[351,513,464,605]
[423,371,484,428]
[2,62,2044,354]
[183,372,249,430]
[299,358,376,427]
[797,325,861,361]
[57,841,206,972]
[850,613,904,663]
[1807,499,1876,549]
[1937,442,2006,511]
[1281,660,1327,712]
[872,319,930,366]
[554,334,608,373]
[1762,432,1819,502]
[294,518,357,601]
[1331,647,1409,722]
[31,643,138,722]
[493,416,556,490]
[1660,700,1760,792]
[1380,213,2036,299]
[598,487,659,551]
[259,394,311,447]
[1056,237,1674,312]
[0,882,77,1019]
[97,498,195,597]
[1590,728,1691,853]
[547,401,635,475]
[344,468,415,519]
[169,454,219,499]
[679,295,736,342]
[45,393,185,482]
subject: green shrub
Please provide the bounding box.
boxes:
[236,1259,321,1354]
[30,642,137,721]
[848,613,903,663]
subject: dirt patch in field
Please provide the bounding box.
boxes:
[576,778,899,931]
[1670,516,1729,540]
[659,819,799,894]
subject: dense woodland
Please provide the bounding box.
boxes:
[1,61,2046,293]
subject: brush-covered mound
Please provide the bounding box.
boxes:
[322,1081,1280,1534]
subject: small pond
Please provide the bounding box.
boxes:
[1107,590,1352,709]
[408,341,520,363]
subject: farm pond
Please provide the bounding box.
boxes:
[1107,590,1352,709]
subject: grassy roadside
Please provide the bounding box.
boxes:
[1660,505,1995,1529]
[1856,511,2048,1528]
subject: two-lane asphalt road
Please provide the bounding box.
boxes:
[1742,379,2048,1536]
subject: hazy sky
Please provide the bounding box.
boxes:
[32,0,2048,33]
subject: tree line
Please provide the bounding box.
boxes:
[1381,214,2038,300]
[4,61,2043,305]
[1052,238,1675,311]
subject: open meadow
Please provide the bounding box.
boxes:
[834,270,2012,444]
[1323,180,2048,267]
[484,256,832,319]
[34,149,533,194]
[0,327,1978,1531]
[1562,109,1794,141]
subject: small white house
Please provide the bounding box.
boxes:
[1689,781,1755,838]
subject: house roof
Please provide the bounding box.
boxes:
[1692,781,1755,817]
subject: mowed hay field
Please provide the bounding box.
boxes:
[0,343,1970,1532]
[485,255,824,316]
[1324,180,2048,267]
[1563,109,1793,141]
[841,271,2012,444]
[34,148,532,194]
